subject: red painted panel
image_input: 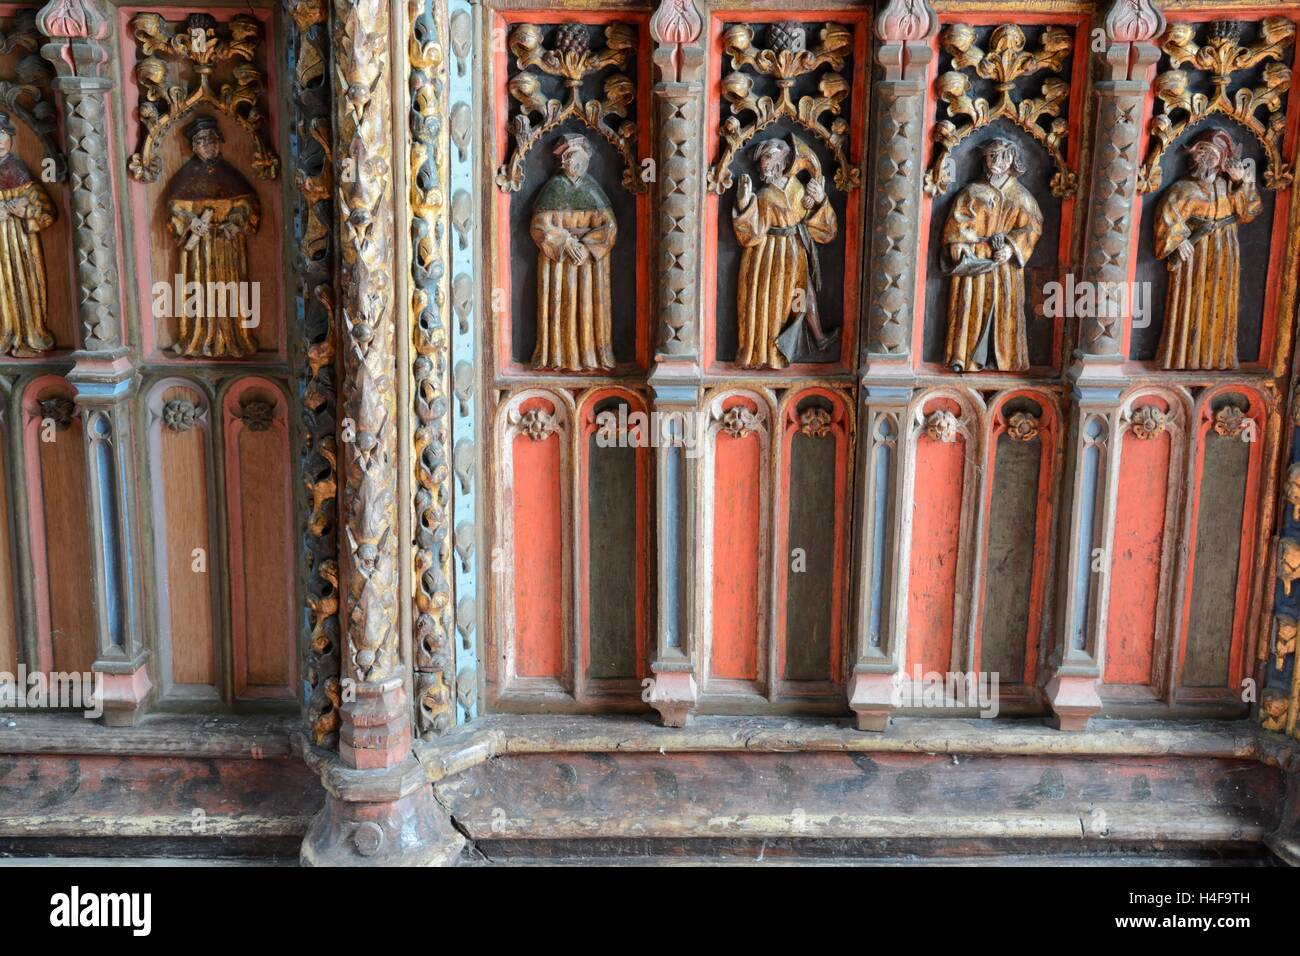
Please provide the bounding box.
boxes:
[513,428,564,678]
[1106,429,1170,685]
[906,433,964,675]
[711,427,762,682]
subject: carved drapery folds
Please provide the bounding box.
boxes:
[924,22,1076,198]
[707,20,859,195]
[1139,17,1295,194]
[409,0,455,737]
[128,12,278,183]
[286,0,340,747]
[496,22,643,194]
[651,0,704,357]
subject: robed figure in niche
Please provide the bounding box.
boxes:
[942,137,1043,373]
[530,134,617,372]
[0,112,56,357]
[1154,129,1262,370]
[167,116,261,359]
[732,135,838,370]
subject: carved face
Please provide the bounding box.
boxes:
[757,146,789,185]
[0,129,12,160]
[984,144,1014,179]
[192,130,222,163]
[559,147,590,180]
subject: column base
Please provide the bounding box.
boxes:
[1045,673,1103,731]
[301,756,465,866]
[848,671,898,732]
[648,668,697,728]
[96,662,151,727]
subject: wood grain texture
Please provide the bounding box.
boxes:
[40,418,94,673]
[981,433,1039,682]
[513,427,564,679]
[236,417,292,691]
[907,430,964,675]
[0,421,15,672]
[710,426,762,682]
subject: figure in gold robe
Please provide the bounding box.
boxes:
[530,134,617,372]
[942,137,1043,373]
[732,136,838,370]
[1154,129,1261,371]
[0,112,56,357]
[167,115,261,358]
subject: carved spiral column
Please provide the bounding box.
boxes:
[646,0,706,726]
[1045,0,1163,731]
[37,0,149,725]
[302,0,463,866]
[846,0,935,731]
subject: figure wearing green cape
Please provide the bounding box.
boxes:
[530,134,617,372]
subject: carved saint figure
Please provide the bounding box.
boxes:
[1154,130,1261,370]
[167,116,261,358]
[0,112,56,357]
[530,134,617,372]
[942,137,1043,373]
[732,136,838,370]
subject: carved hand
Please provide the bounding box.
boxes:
[190,216,210,238]
[1176,240,1194,263]
[565,237,588,264]
[994,245,1013,264]
[804,178,825,205]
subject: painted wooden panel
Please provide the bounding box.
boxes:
[152,383,217,691]
[224,381,294,699]
[1184,430,1249,688]
[513,407,565,679]
[581,394,646,686]
[1106,422,1171,686]
[25,385,95,675]
[906,418,965,676]
[777,392,849,690]
[981,433,1039,683]
[0,419,16,673]
[710,407,763,683]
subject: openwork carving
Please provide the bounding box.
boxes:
[708,21,858,195]
[128,12,279,183]
[1212,403,1248,438]
[237,396,275,431]
[0,13,65,182]
[799,406,832,438]
[514,406,558,441]
[1128,404,1168,439]
[161,397,199,431]
[409,0,455,737]
[1139,18,1295,194]
[721,403,762,438]
[1006,411,1040,442]
[1286,463,1300,520]
[924,23,1076,198]
[1275,613,1297,670]
[924,408,959,443]
[495,23,642,194]
[1278,537,1300,596]
[38,395,75,429]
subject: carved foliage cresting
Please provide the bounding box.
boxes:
[925,23,1076,198]
[1139,18,1295,194]
[496,23,643,194]
[129,12,279,183]
[708,21,859,194]
[0,12,65,182]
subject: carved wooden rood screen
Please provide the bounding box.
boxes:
[0,0,1297,868]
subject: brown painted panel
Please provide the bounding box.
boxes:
[587,429,638,680]
[513,429,564,678]
[41,422,95,673]
[160,387,216,687]
[711,427,762,682]
[1184,433,1248,688]
[784,432,836,682]
[981,434,1039,683]
[1106,428,1171,685]
[235,421,293,693]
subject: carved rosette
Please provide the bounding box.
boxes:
[496,23,643,194]
[284,0,341,748]
[409,0,455,737]
[1127,404,1168,439]
[128,12,279,183]
[720,404,761,439]
[1006,412,1040,442]
[334,0,398,686]
[798,406,833,438]
[1212,404,1249,439]
[708,21,859,194]
[923,408,959,443]
[925,23,1076,198]
[1139,18,1295,194]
